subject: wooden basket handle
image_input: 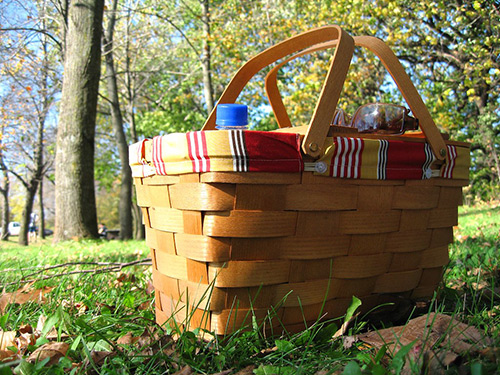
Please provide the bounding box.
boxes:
[201,25,355,158]
[265,36,447,161]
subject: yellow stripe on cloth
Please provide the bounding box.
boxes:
[160,133,192,175]
[453,146,470,180]
[359,139,380,180]
[204,130,235,172]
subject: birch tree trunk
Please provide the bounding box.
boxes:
[201,0,214,114]
[55,0,104,241]
[0,159,9,241]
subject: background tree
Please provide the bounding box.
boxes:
[0,139,10,241]
[102,0,133,240]
[1,0,498,239]
[0,0,59,245]
[368,0,500,200]
[54,0,105,241]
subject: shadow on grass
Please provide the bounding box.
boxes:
[459,203,500,217]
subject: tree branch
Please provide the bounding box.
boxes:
[131,9,200,57]
[1,258,152,288]
[0,27,62,51]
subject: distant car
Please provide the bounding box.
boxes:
[2,222,21,236]
[43,228,54,236]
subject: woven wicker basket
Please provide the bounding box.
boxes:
[131,26,469,335]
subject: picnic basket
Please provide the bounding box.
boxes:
[129,26,470,335]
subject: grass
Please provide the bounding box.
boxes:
[0,200,499,374]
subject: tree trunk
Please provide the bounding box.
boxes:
[55,0,104,241]
[201,0,214,114]
[38,180,46,240]
[18,185,38,246]
[131,202,144,240]
[123,8,144,240]
[0,164,9,241]
[103,0,133,240]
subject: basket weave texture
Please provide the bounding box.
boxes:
[135,171,467,335]
[131,25,470,335]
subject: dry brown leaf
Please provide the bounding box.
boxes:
[145,279,155,294]
[427,350,460,371]
[114,273,136,287]
[36,314,46,333]
[138,301,151,310]
[27,342,69,366]
[314,371,343,375]
[89,350,116,366]
[479,347,500,361]
[342,335,358,349]
[357,313,492,372]
[18,324,33,335]
[0,331,16,351]
[233,365,256,374]
[0,286,54,314]
[0,297,8,316]
[16,331,37,353]
[117,332,139,346]
[252,345,278,358]
[35,314,59,339]
[173,365,194,375]
[0,349,17,362]
[137,327,163,347]
[210,370,233,375]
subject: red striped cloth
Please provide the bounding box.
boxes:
[321,137,437,180]
[129,131,469,180]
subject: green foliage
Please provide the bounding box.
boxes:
[137,108,204,137]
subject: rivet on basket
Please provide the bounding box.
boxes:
[308,142,319,153]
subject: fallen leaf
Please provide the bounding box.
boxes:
[35,314,46,333]
[61,300,88,315]
[0,286,53,314]
[0,298,7,316]
[117,332,139,346]
[96,302,115,313]
[18,324,33,335]
[146,279,155,294]
[0,331,16,351]
[0,349,16,362]
[251,345,278,358]
[132,328,176,358]
[173,365,193,375]
[357,313,492,373]
[211,370,233,375]
[342,335,358,349]
[16,331,37,354]
[138,301,151,310]
[35,314,58,339]
[89,350,116,366]
[233,365,256,374]
[479,347,500,361]
[27,342,69,366]
[426,350,459,374]
[115,273,136,286]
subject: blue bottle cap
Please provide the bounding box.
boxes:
[216,104,248,129]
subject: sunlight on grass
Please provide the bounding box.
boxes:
[0,202,499,374]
